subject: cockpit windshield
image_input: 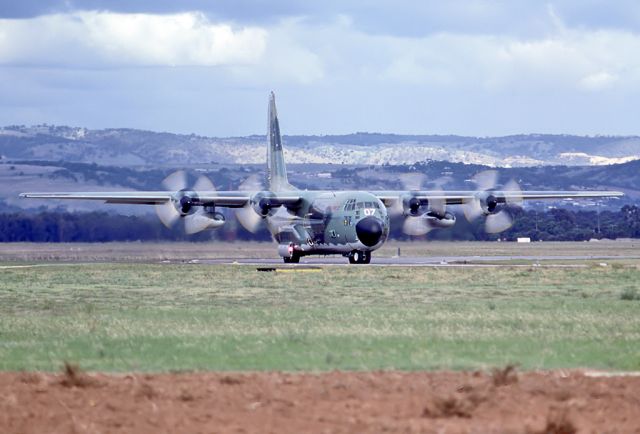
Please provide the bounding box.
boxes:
[343,199,356,211]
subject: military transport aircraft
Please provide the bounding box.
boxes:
[21,93,623,264]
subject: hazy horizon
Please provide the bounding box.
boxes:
[5,124,640,140]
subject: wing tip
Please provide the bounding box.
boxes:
[19,193,58,199]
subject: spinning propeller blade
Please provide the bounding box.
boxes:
[235,174,264,233]
[485,211,514,234]
[162,170,188,191]
[399,173,427,191]
[504,178,523,206]
[185,174,218,234]
[398,173,448,236]
[155,170,187,229]
[472,170,498,191]
[155,201,181,229]
[463,170,521,234]
[402,215,431,236]
[155,171,219,234]
[184,213,214,235]
[193,175,216,193]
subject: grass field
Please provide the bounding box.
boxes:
[1,260,639,372]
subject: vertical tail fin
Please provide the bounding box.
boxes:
[267,92,295,191]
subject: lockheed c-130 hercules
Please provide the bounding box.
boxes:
[21,93,623,264]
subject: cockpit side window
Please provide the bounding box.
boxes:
[343,199,356,211]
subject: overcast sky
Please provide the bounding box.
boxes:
[1,1,640,137]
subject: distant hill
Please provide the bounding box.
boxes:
[2,158,637,215]
[2,125,639,167]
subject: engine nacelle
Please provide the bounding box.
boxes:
[402,194,428,216]
[175,191,208,216]
[423,211,456,229]
[251,191,296,217]
[478,192,504,215]
[198,211,226,230]
[250,191,277,217]
[170,192,197,216]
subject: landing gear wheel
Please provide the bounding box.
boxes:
[348,250,371,264]
[283,254,300,264]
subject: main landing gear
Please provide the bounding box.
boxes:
[280,242,300,263]
[348,250,371,264]
[283,253,300,263]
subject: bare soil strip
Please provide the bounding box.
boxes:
[2,369,639,433]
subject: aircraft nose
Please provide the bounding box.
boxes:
[356,216,384,247]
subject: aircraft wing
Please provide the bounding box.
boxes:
[375,190,624,206]
[19,192,177,205]
[19,191,301,208]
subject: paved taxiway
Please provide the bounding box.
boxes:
[1,255,637,269]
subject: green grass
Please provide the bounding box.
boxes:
[1,263,639,372]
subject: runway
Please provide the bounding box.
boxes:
[3,254,637,269]
[194,254,640,267]
[2,241,638,267]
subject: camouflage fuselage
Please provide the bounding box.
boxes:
[267,191,389,256]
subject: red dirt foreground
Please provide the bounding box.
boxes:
[1,365,639,433]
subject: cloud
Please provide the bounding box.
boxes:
[579,71,618,90]
[1,6,640,136]
[226,18,325,85]
[2,7,639,90]
[0,11,267,67]
[0,11,325,85]
[365,27,640,94]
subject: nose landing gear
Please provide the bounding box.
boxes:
[348,250,371,264]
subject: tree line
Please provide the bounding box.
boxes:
[0,206,638,243]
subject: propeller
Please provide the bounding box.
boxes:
[391,173,450,236]
[463,170,523,234]
[155,170,221,234]
[402,194,447,236]
[155,170,188,228]
[388,173,426,217]
[235,174,265,233]
[400,173,427,192]
[193,174,216,192]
